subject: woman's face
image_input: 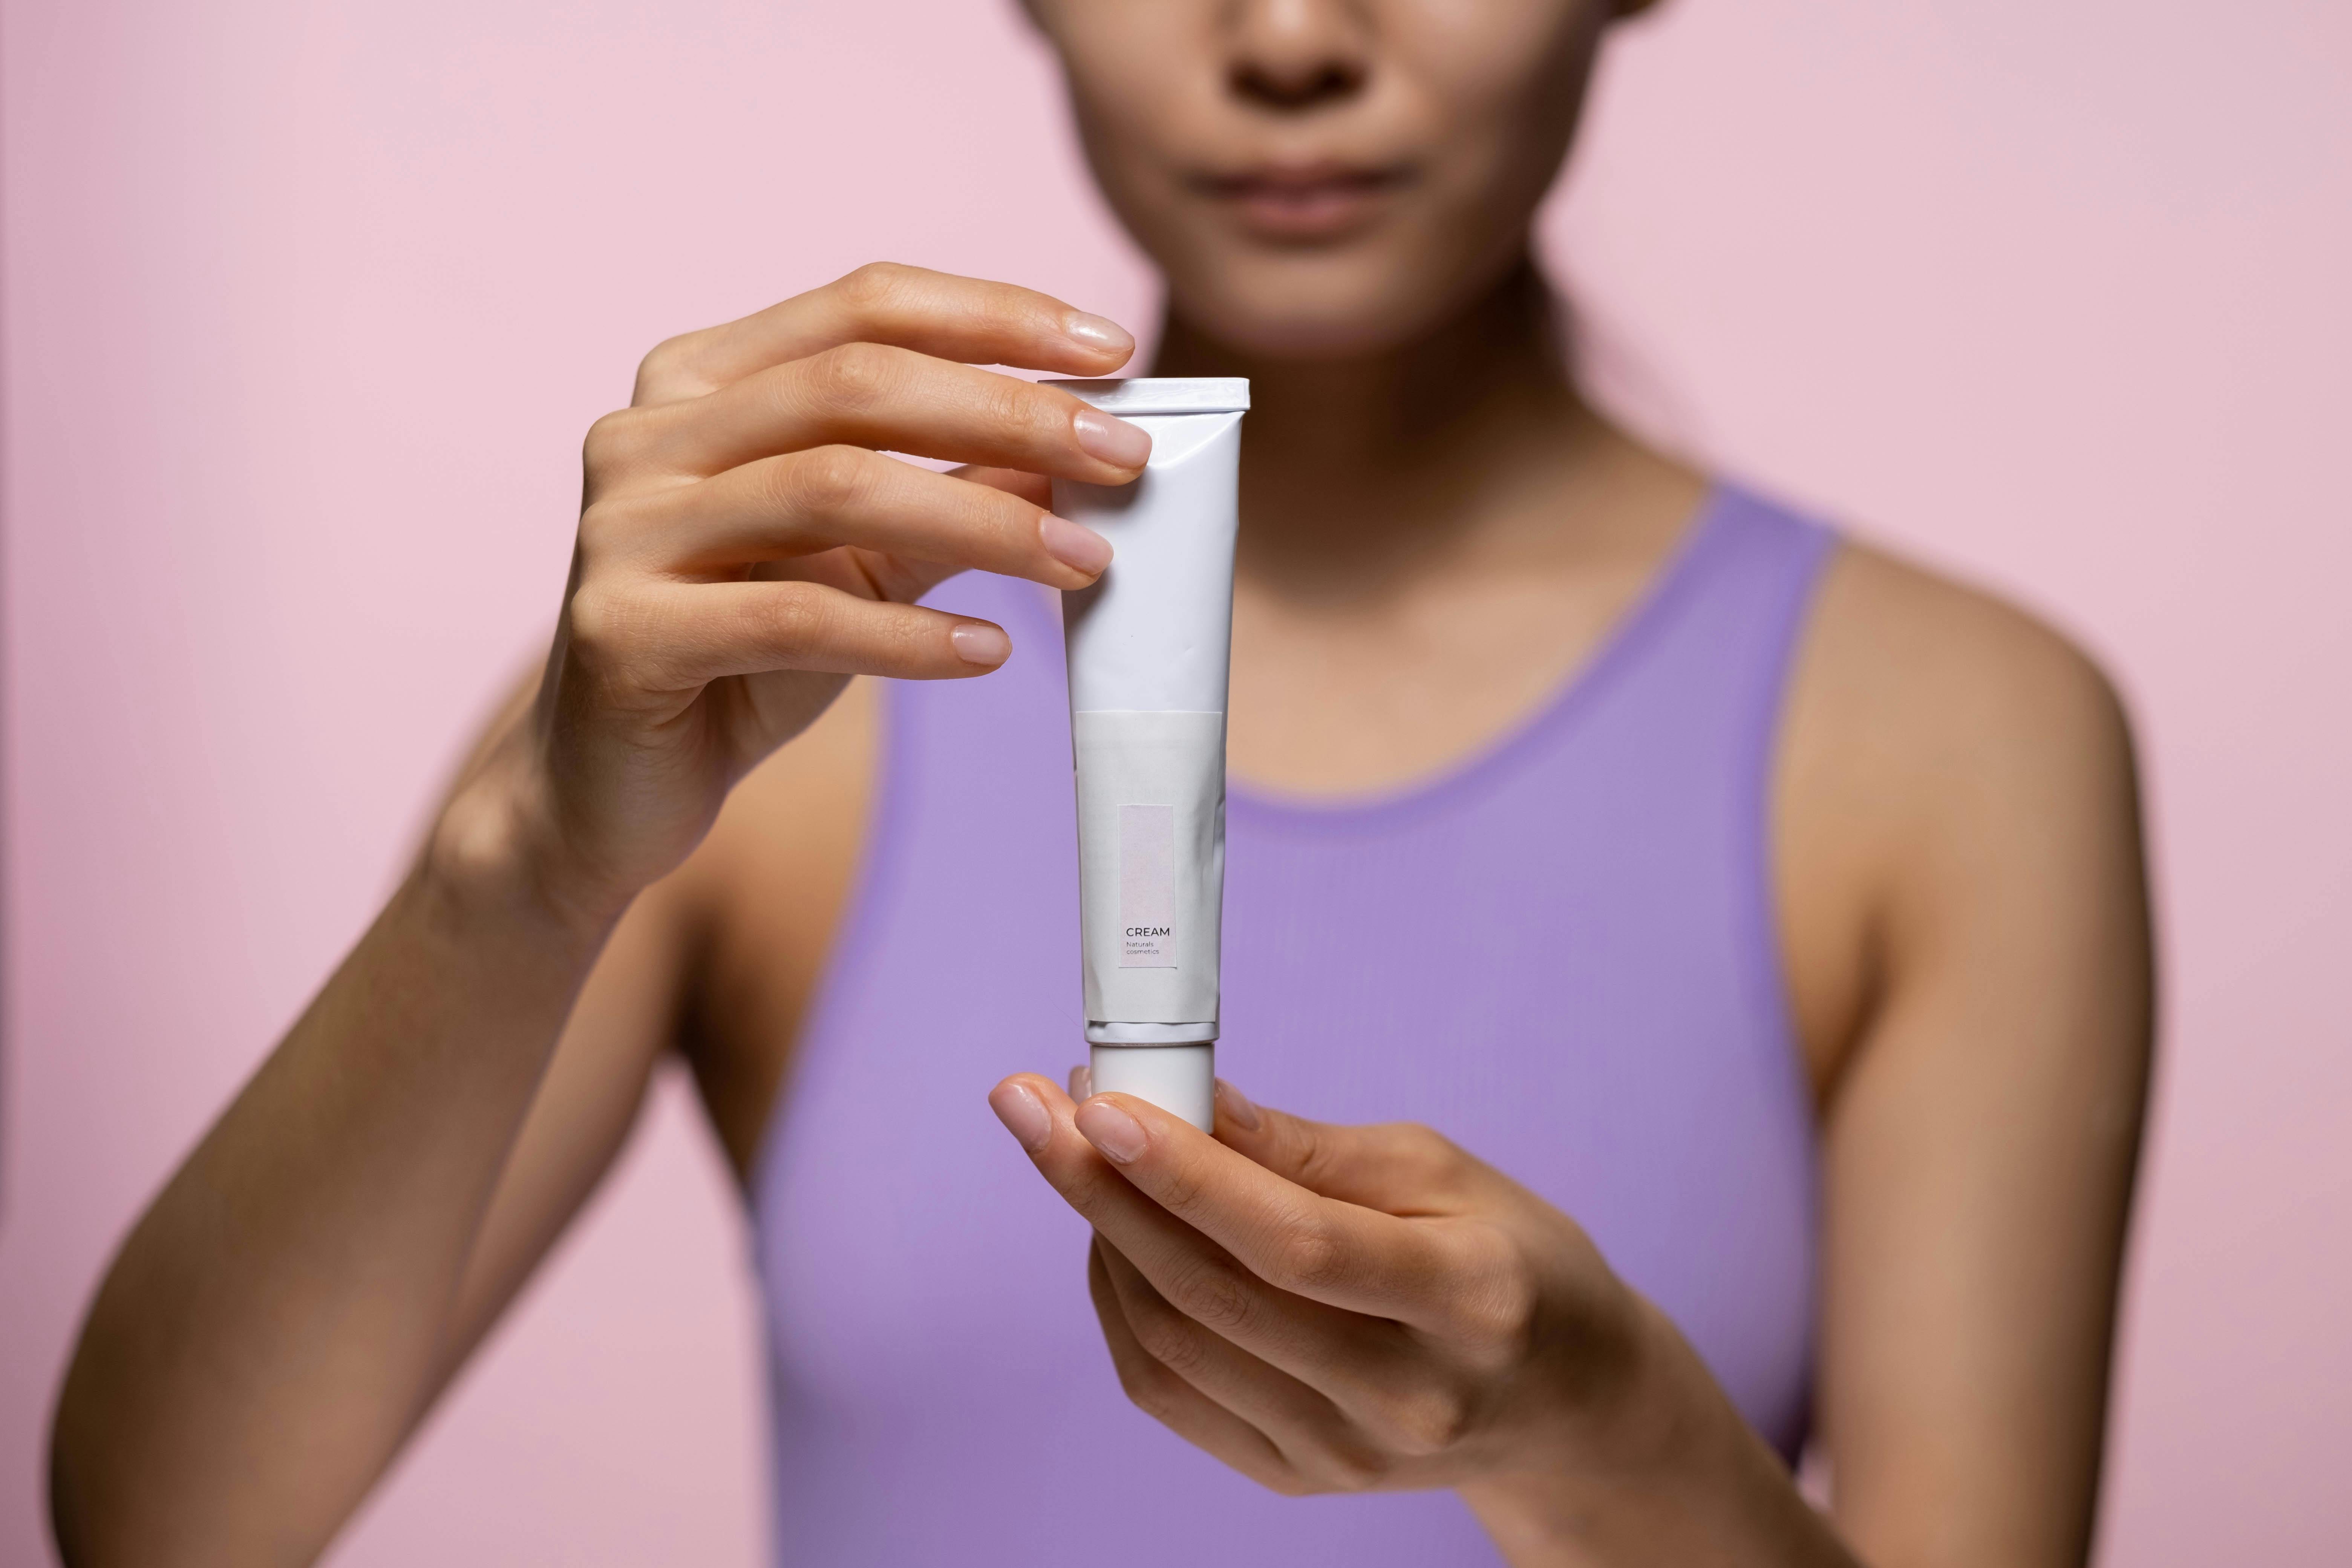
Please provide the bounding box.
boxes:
[1027,0,1630,360]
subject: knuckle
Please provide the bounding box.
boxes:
[1288,1124,1343,1191]
[991,375,1062,443]
[1404,1123,1473,1186]
[963,481,1041,551]
[632,334,700,400]
[1370,1384,1474,1458]
[806,340,898,414]
[752,581,831,655]
[783,444,875,515]
[580,407,646,477]
[1400,1121,1458,1160]
[1165,1257,1256,1337]
[1271,1218,1348,1295]
[1112,1356,1178,1419]
[834,260,918,312]
[1150,1158,1211,1219]
[1308,1444,1389,1494]
[1452,1240,1539,1355]
[1130,1305,1214,1378]
[573,498,633,564]
[564,583,639,664]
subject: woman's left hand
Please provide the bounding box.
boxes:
[986,1073,1857,1566]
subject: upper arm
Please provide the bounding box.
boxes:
[1779,545,2155,1565]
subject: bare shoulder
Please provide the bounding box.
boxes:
[1798,541,2135,786]
[666,677,880,1179]
[1788,545,2155,1563]
[1775,538,2147,1093]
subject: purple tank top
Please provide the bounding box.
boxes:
[750,484,1834,1563]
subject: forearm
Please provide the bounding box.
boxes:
[1460,1299,1861,1568]
[51,837,617,1567]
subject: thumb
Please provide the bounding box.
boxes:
[1211,1081,1487,1217]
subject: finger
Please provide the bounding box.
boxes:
[741,544,963,616]
[591,446,1110,590]
[633,262,1135,406]
[567,577,1014,691]
[992,1075,1407,1383]
[956,464,1054,511]
[1072,1090,1476,1331]
[595,345,1152,489]
[1212,1084,1494,1217]
[1094,1241,1394,1494]
[1085,1242,1304,1495]
[1068,1063,1093,1099]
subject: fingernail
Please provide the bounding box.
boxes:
[949,622,1011,666]
[1063,311,1135,358]
[1039,514,1113,577]
[1075,1098,1148,1164]
[1072,410,1152,470]
[1214,1078,1262,1132]
[989,1081,1052,1154]
[1068,1064,1094,1099]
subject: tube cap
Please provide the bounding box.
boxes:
[1046,377,1250,415]
[1090,1043,1215,1132]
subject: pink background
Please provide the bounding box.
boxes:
[4,0,2347,1562]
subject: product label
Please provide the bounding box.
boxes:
[1118,802,1177,968]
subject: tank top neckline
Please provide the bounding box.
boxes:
[757,481,1831,1550]
[1008,480,1735,833]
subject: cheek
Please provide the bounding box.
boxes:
[1048,11,1205,165]
[1054,40,1215,239]
[1406,2,1603,179]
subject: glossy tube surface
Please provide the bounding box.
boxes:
[1050,378,1248,1130]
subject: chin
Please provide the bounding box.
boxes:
[1167,248,1506,364]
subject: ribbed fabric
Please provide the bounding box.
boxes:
[750,484,1836,1564]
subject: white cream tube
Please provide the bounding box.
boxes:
[1050,377,1248,1131]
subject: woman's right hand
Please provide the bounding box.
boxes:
[435,263,1150,926]
[52,266,1150,1568]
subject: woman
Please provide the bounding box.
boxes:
[50,1,2153,1563]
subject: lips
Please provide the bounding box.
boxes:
[1190,161,1414,241]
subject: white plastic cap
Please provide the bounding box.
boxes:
[1046,377,1251,415]
[1090,1043,1216,1132]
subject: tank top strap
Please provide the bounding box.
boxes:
[1648,482,1838,700]
[1589,481,1839,802]
[1576,481,1837,747]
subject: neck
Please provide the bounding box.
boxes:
[1150,254,1613,597]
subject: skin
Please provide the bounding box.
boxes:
[49,2,2154,1566]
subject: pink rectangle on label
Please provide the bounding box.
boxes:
[1119,803,1176,968]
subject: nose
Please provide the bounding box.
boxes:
[1223,0,1371,111]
